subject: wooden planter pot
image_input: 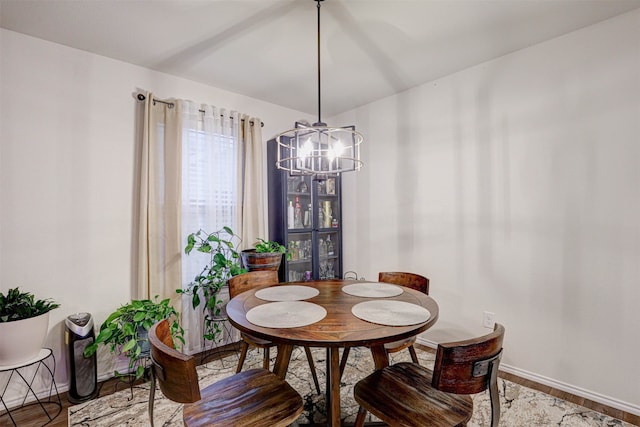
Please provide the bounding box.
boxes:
[240,250,283,271]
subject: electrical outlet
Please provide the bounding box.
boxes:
[482,311,495,329]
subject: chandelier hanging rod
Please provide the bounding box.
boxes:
[316,0,323,126]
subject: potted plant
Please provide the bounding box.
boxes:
[178,226,246,343]
[0,287,60,365]
[83,297,183,379]
[241,238,290,271]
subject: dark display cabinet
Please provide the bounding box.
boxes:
[267,140,342,282]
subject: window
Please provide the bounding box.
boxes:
[180,113,240,353]
[181,115,240,278]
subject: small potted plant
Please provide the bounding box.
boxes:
[0,287,60,365]
[83,297,183,379]
[241,238,290,271]
[178,226,246,343]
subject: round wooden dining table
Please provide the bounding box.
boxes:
[226,279,439,427]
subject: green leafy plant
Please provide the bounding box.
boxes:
[253,238,292,261]
[0,287,60,323]
[84,297,184,379]
[177,227,246,342]
[254,238,287,254]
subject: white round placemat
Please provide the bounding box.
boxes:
[246,301,327,328]
[254,285,319,301]
[342,282,404,298]
[351,300,431,326]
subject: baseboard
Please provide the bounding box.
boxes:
[416,337,438,350]
[417,337,640,417]
[499,364,640,417]
[2,367,128,410]
[0,382,64,411]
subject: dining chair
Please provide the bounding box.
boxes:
[339,271,430,376]
[148,319,303,427]
[353,323,505,427]
[228,270,321,394]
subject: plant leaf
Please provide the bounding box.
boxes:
[135,365,145,379]
[122,339,137,353]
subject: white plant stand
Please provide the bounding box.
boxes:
[0,348,61,426]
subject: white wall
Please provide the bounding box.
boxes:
[337,9,640,415]
[0,29,307,389]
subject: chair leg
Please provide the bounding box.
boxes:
[339,347,350,378]
[304,346,321,394]
[354,406,367,427]
[408,345,419,364]
[488,361,501,427]
[148,368,156,427]
[236,341,249,373]
[263,347,270,370]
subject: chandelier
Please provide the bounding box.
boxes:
[275,0,364,178]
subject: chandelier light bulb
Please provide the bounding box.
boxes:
[333,140,344,156]
[301,138,313,159]
[327,146,336,163]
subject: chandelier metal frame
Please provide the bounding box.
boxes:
[275,0,364,178]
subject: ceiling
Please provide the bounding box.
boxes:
[2,0,639,117]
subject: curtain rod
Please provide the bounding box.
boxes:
[136,93,264,127]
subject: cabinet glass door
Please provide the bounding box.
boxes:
[285,175,313,281]
[286,232,313,281]
[318,230,339,279]
[286,175,312,230]
[316,177,340,229]
[316,176,340,279]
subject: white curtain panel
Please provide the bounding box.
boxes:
[240,114,267,249]
[137,93,183,311]
[180,100,242,354]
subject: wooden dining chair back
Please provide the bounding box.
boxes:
[340,271,430,377]
[378,271,430,294]
[353,323,505,427]
[148,319,304,427]
[228,270,279,299]
[227,271,321,394]
[148,318,201,407]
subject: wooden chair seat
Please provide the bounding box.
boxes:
[238,331,275,371]
[148,319,303,427]
[354,323,505,427]
[384,336,415,352]
[241,332,272,347]
[184,368,303,427]
[354,363,473,427]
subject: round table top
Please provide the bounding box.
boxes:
[226,279,439,348]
